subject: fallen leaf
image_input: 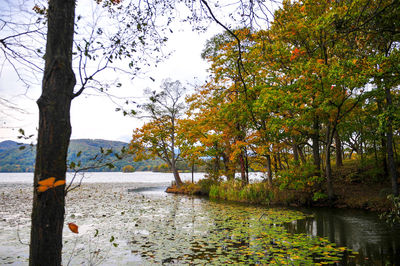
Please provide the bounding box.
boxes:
[68,222,79,234]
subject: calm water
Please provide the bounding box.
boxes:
[1,172,399,265]
[0,171,206,184]
[0,171,265,184]
[286,208,400,265]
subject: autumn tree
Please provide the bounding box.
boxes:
[333,0,400,195]
[24,0,186,264]
[130,80,186,186]
[28,1,76,264]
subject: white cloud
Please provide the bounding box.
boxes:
[0,3,221,143]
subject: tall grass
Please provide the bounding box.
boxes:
[209,180,273,205]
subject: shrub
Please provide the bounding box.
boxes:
[275,162,325,201]
[198,178,219,195]
[380,195,400,225]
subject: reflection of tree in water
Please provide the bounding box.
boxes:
[127,195,358,264]
[284,208,400,265]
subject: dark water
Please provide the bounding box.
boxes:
[131,187,400,265]
[285,207,400,265]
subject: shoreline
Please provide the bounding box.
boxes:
[165,179,394,213]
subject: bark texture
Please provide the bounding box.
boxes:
[29,0,76,265]
[334,131,343,168]
[385,86,399,196]
[312,117,321,175]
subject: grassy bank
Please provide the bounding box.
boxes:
[167,159,396,212]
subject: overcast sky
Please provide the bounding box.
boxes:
[0,0,223,143]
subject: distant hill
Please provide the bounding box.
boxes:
[0,140,21,152]
[0,139,163,172]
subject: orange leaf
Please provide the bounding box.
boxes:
[68,223,79,234]
[37,186,50,192]
[54,180,66,187]
[38,177,56,186]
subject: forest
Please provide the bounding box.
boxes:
[131,0,400,209]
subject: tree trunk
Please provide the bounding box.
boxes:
[277,153,283,170]
[239,151,247,184]
[325,124,335,200]
[385,86,399,196]
[223,153,235,180]
[245,148,249,184]
[283,151,290,168]
[312,117,321,175]
[265,154,273,184]
[377,84,389,176]
[334,130,343,168]
[292,143,300,165]
[191,163,194,183]
[171,162,183,187]
[30,0,76,265]
[298,146,306,165]
[273,155,278,176]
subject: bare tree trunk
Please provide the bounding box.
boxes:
[191,163,194,183]
[325,124,335,200]
[245,148,249,184]
[171,161,183,187]
[239,151,247,184]
[266,154,273,185]
[30,0,76,265]
[277,153,283,170]
[373,139,379,167]
[385,86,399,196]
[377,85,389,176]
[298,146,306,165]
[334,130,343,168]
[273,155,278,176]
[283,151,290,168]
[292,143,300,165]
[312,117,321,175]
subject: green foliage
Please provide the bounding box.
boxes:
[312,192,328,202]
[276,163,324,197]
[380,195,400,225]
[197,178,218,195]
[210,180,272,205]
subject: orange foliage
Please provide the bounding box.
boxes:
[290,48,304,61]
[68,222,79,234]
[37,177,65,193]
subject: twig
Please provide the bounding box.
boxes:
[16,223,29,245]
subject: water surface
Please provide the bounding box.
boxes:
[0,172,399,265]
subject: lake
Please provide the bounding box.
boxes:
[0,171,265,184]
[0,172,399,265]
